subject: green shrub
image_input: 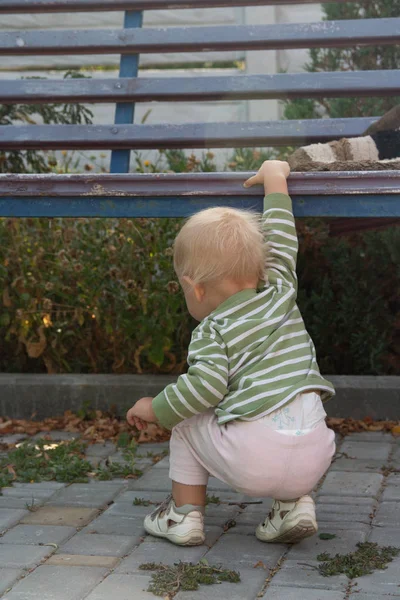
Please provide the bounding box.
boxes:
[0,216,193,374]
[0,213,398,375]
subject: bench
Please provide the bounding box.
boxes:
[0,0,399,219]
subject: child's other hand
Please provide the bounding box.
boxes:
[126,397,156,431]
[243,160,290,189]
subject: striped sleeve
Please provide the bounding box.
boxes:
[263,193,298,292]
[152,332,229,430]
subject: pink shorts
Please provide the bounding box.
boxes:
[169,409,335,500]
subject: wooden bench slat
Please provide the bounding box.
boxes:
[1,19,399,56]
[0,117,378,150]
[2,70,399,105]
[0,0,360,14]
[2,172,400,197]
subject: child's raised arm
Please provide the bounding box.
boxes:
[244,161,298,293]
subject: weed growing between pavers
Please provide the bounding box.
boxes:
[95,446,142,481]
[317,542,400,579]
[139,560,240,597]
[133,497,154,506]
[0,438,141,487]
[205,494,221,505]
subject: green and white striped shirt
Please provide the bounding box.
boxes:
[152,192,335,430]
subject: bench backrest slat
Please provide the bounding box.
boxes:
[0,117,378,150]
[0,0,359,13]
[1,70,399,105]
[2,19,399,56]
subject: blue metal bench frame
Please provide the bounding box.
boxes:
[0,0,399,218]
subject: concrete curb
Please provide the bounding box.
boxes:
[0,374,399,421]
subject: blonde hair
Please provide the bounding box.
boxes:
[174,207,265,285]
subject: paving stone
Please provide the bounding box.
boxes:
[382,485,400,502]
[373,502,400,526]
[0,569,24,596]
[152,456,170,468]
[126,469,171,491]
[317,500,374,516]
[344,432,395,443]
[369,526,400,546]
[287,524,370,560]
[13,482,66,491]
[221,511,258,528]
[46,554,119,568]
[48,484,122,508]
[108,490,169,515]
[0,434,28,445]
[316,511,371,525]
[318,472,383,498]
[339,441,392,461]
[317,520,372,532]
[105,501,157,518]
[82,514,145,538]
[0,497,46,510]
[0,509,28,533]
[85,443,116,457]
[84,574,152,600]
[330,459,386,472]
[269,560,348,591]
[351,555,400,596]
[224,524,256,535]
[316,502,374,524]
[136,443,169,455]
[392,446,400,466]
[264,589,346,600]
[348,594,398,600]
[386,473,400,486]
[86,478,130,487]
[208,477,235,492]
[21,506,99,527]
[2,566,107,600]
[1,488,58,500]
[204,533,285,568]
[0,544,54,568]
[60,532,137,557]
[316,499,375,514]
[134,458,156,470]
[176,567,267,600]
[0,525,76,546]
[33,431,80,442]
[316,496,375,506]
[116,538,207,573]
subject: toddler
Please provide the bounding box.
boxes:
[127,160,336,546]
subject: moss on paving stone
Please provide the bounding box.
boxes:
[139,560,240,598]
[317,542,400,579]
[0,438,140,487]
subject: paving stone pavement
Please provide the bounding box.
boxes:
[0,432,399,599]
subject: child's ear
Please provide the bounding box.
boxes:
[182,276,205,303]
[193,283,205,303]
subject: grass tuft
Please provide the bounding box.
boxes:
[317,542,400,579]
[139,560,240,598]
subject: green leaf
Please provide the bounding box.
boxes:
[319,533,337,540]
[148,343,165,368]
